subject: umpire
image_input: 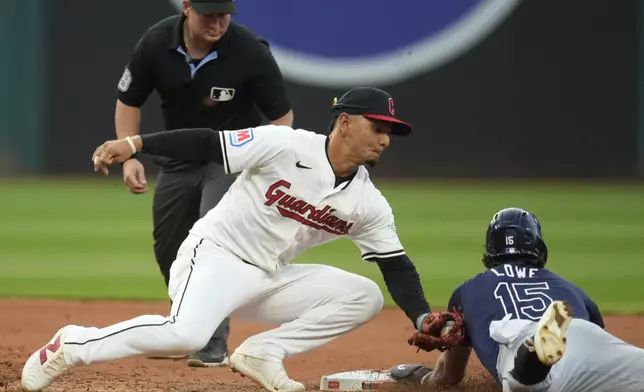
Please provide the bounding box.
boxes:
[114,0,293,368]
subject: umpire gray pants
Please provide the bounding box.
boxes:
[497,319,644,392]
[152,162,236,343]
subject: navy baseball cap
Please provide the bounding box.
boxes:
[330,87,412,136]
[189,0,236,15]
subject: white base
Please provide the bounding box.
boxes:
[320,369,395,390]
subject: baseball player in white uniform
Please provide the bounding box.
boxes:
[22,87,435,392]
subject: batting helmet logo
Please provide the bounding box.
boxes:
[169,0,520,87]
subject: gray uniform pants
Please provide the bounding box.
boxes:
[498,319,644,392]
[152,162,237,344]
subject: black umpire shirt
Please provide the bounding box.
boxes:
[117,14,292,171]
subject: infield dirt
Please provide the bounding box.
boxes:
[1,299,642,392]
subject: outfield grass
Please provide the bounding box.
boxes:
[1,178,643,314]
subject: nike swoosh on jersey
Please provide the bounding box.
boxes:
[296,161,312,169]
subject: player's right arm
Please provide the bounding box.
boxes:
[91,126,290,175]
[114,33,155,193]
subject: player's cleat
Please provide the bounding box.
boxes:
[21,327,72,391]
[230,352,306,392]
[533,300,573,366]
[389,363,434,386]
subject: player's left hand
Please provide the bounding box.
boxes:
[408,311,468,353]
[92,138,137,175]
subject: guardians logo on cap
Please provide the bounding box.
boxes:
[330,87,412,136]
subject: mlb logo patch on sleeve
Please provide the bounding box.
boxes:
[229,128,254,147]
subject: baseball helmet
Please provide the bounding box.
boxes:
[482,207,548,269]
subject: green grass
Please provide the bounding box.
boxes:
[1,178,643,314]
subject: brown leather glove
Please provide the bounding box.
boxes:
[408,311,467,352]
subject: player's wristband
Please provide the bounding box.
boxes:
[124,136,137,154]
[416,313,428,331]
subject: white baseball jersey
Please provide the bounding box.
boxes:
[188,125,405,272]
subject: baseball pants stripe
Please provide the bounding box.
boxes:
[64,239,202,350]
[61,236,383,367]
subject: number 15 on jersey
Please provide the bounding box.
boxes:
[494,282,554,321]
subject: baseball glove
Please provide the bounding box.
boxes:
[408,311,467,352]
